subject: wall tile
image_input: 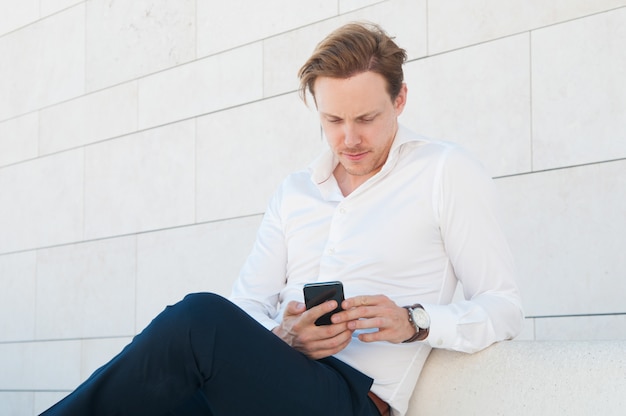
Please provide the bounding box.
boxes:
[0,149,84,254]
[195,93,323,222]
[84,120,195,239]
[0,0,38,36]
[401,34,531,177]
[85,0,196,91]
[339,0,381,13]
[197,0,336,57]
[136,217,262,330]
[0,112,38,167]
[496,160,626,317]
[138,43,263,129]
[35,392,68,416]
[81,337,133,379]
[40,0,84,17]
[515,318,535,341]
[0,392,34,416]
[263,0,428,97]
[36,237,136,339]
[532,8,626,170]
[39,82,138,155]
[428,0,626,54]
[0,340,81,390]
[534,315,626,341]
[0,4,84,120]
[0,251,37,342]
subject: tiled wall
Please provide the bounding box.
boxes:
[0,1,624,414]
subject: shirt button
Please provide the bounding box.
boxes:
[327,248,335,255]
[339,208,346,214]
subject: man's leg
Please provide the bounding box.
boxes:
[41,293,377,416]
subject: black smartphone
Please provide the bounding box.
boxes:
[303,281,345,326]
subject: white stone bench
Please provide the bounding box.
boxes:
[407,340,626,416]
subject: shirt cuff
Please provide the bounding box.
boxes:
[420,303,458,349]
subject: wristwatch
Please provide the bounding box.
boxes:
[402,304,430,343]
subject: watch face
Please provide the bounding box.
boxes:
[412,307,430,329]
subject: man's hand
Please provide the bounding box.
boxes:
[331,295,416,343]
[272,300,354,360]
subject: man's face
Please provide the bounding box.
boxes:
[314,71,407,185]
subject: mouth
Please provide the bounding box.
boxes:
[342,151,369,162]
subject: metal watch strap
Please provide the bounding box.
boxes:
[402,304,428,343]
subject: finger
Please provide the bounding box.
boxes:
[300,329,353,359]
[332,302,380,323]
[342,294,387,310]
[305,299,338,322]
[284,300,306,316]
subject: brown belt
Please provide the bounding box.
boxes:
[367,391,390,416]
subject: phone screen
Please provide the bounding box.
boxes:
[303,281,345,326]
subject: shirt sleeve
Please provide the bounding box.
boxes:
[229,186,288,331]
[423,145,524,353]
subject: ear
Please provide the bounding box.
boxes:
[394,83,408,116]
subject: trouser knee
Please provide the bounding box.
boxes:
[172,292,231,323]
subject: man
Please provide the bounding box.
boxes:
[42,22,523,416]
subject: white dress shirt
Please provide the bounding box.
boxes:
[230,125,524,415]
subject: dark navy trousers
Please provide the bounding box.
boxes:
[41,293,378,416]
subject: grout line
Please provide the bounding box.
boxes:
[493,157,626,180]
[425,0,430,56]
[0,334,134,346]
[0,90,297,171]
[528,31,534,172]
[3,3,626,128]
[0,213,265,258]
[527,312,626,319]
[408,4,626,63]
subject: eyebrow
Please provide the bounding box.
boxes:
[320,111,380,119]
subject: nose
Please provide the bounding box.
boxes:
[343,123,361,148]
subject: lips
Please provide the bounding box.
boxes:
[342,151,368,161]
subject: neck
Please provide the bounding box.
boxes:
[333,165,378,197]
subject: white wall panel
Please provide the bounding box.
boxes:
[85,0,196,91]
[0,149,84,254]
[135,216,261,330]
[0,251,37,342]
[39,82,138,155]
[428,0,626,54]
[36,237,137,339]
[535,315,626,341]
[196,93,323,222]
[35,392,69,416]
[339,0,381,14]
[138,43,263,129]
[0,392,34,416]
[0,340,81,390]
[497,159,626,316]
[532,7,626,170]
[81,337,133,379]
[0,0,38,36]
[84,120,195,239]
[401,34,531,177]
[0,4,84,120]
[0,112,38,167]
[197,0,336,57]
[40,0,84,17]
